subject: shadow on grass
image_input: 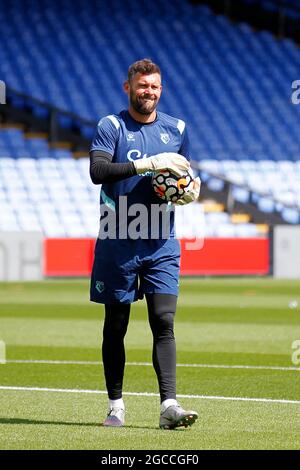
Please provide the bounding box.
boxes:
[0,417,159,430]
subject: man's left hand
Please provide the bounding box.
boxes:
[175,176,201,205]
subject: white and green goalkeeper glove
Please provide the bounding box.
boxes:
[175,176,201,205]
[133,152,190,177]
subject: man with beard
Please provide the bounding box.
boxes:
[89,59,200,429]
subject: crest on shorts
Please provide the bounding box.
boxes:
[95,281,105,294]
[160,133,170,144]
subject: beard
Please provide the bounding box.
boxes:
[130,91,159,115]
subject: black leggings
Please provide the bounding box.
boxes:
[102,294,177,402]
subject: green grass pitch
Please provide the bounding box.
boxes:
[0,278,300,450]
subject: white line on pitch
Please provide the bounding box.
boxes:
[0,385,299,405]
[5,359,300,372]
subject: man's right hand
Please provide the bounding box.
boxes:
[133,152,190,177]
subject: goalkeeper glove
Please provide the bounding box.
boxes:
[175,176,201,205]
[133,152,190,177]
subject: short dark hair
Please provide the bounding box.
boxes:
[127,59,161,83]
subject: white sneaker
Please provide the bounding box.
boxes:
[103,407,125,427]
[159,405,198,430]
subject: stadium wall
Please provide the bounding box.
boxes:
[273,226,300,278]
[0,232,43,281]
[0,232,272,281]
[0,234,270,280]
[44,238,270,277]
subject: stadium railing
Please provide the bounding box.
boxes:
[2,87,95,150]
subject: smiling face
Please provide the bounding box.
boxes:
[124,72,162,121]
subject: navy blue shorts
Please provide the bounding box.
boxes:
[90,238,180,304]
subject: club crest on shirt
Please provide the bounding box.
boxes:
[160,133,170,144]
[127,133,135,141]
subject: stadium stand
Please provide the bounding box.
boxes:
[1,0,300,235]
[0,127,269,238]
[0,153,265,239]
[242,0,300,21]
[1,0,299,155]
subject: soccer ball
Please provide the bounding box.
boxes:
[152,169,194,203]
